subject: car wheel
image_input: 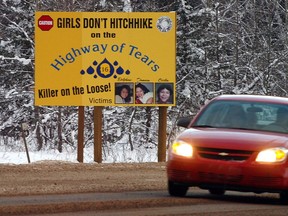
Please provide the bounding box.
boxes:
[279,191,288,204]
[208,189,225,195]
[168,180,188,197]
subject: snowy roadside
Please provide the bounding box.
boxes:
[0,145,159,164]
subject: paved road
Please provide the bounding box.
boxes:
[1,189,287,216]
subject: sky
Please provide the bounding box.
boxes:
[0,145,158,164]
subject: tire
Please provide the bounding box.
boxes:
[279,191,288,204]
[168,180,188,197]
[208,188,225,195]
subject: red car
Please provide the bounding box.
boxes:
[167,95,288,203]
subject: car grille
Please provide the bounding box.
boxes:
[197,147,253,161]
[198,172,243,183]
[247,176,283,186]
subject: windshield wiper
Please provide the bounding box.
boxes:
[193,125,215,128]
[195,125,255,130]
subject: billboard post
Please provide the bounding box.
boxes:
[94,106,103,163]
[77,106,84,163]
[158,107,167,162]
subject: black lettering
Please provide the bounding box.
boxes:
[38,89,58,98]
[57,18,81,28]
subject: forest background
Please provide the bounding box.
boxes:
[1,0,288,162]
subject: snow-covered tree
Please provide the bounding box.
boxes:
[0,0,35,141]
[1,0,288,162]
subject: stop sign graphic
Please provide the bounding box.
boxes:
[38,15,53,31]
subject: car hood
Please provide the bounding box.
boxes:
[177,128,288,151]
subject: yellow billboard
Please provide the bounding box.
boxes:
[35,12,176,106]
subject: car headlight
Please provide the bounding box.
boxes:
[255,148,288,163]
[171,141,193,157]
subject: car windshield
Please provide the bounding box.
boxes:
[193,100,288,133]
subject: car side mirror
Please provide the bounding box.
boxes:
[177,116,193,128]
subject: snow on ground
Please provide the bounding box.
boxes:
[0,145,158,164]
[0,150,79,164]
